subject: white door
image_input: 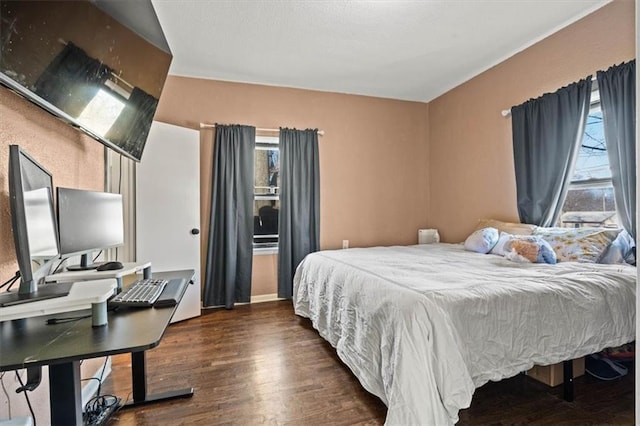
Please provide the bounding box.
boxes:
[136,121,201,322]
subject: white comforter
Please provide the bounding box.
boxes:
[292,243,636,425]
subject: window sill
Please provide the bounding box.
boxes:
[253,247,278,256]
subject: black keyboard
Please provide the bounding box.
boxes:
[110,278,168,307]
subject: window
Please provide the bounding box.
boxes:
[253,135,279,251]
[77,88,126,136]
[559,86,618,228]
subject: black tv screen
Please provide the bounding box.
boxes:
[0,0,172,162]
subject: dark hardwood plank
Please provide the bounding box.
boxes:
[101,301,634,425]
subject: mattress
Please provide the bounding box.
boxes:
[292,243,636,425]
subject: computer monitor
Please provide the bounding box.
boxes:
[57,187,124,270]
[0,145,72,307]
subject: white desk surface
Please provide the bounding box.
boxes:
[45,261,152,283]
[0,280,116,322]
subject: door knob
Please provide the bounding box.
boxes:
[191,228,200,235]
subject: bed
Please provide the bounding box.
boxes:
[292,243,636,425]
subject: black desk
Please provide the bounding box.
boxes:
[0,270,195,425]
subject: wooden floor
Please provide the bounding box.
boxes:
[102,301,634,425]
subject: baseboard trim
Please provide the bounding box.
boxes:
[201,294,286,309]
[250,293,284,304]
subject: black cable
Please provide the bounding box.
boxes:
[15,371,36,426]
[46,314,92,325]
[96,356,109,397]
[93,250,103,263]
[83,356,119,425]
[83,394,120,426]
[52,257,69,274]
[4,277,19,293]
[0,271,20,291]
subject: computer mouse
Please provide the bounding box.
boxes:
[97,261,124,271]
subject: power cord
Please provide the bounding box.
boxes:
[83,394,120,426]
[0,372,11,419]
[51,257,69,274]
[46,314,92,325]
[14,371,36,426]
[83,357,120,426]
[0,271,20,292]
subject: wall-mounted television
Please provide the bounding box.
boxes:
[0,0,172,162]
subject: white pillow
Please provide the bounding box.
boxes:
[464,227,499,254]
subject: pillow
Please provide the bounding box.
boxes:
[464,227,499,253]
[475,218,537,235]
[599,229,635,265]
[504,237,557,264]
[532,227,621,263]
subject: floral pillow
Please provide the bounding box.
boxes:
[504,237,557,264]
[532,227,621,263]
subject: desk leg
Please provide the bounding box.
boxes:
[122,350,193,409]
[131,350,148,402]
[49,361,82,426]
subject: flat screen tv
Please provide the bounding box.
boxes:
[0,0,172,162]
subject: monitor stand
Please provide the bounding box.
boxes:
[65,253,100,271]
[0,282,73,307]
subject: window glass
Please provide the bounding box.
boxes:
[559,91,618,229]
[572,110,611,182]
[254,136,279,249]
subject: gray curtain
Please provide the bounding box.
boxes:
[278,128,320,299]
[511,77,592,226]
[204,124,255,308]
[597,60,636,239]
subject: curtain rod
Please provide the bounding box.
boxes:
[502,75,598,118]
[57,38,134,90]
[199,123,324,136]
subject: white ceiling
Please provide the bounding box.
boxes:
[151,0,610,103]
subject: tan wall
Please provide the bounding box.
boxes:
[252,254,279,296]
[428,0,636,243]
[0,86,104,280]
[154,77,430,296]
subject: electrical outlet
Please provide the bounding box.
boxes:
[342,240,349,249]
